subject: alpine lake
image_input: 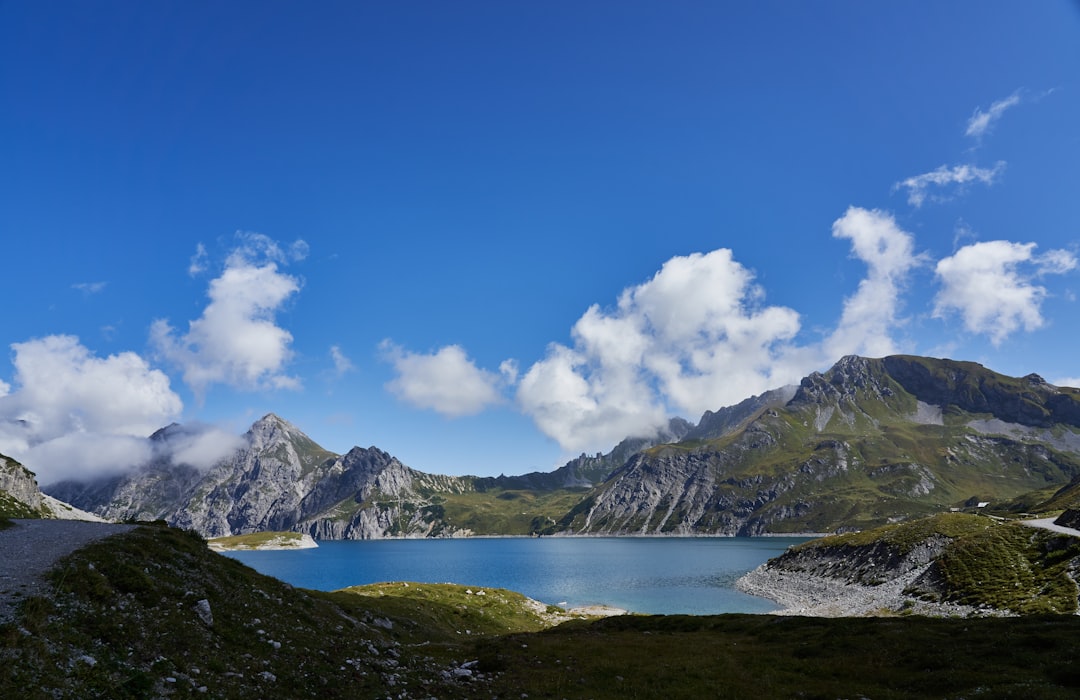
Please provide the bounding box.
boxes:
[221,535,811,614]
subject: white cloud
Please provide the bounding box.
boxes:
[1053,377,1080,389]
[0,335,184,483]
[330,345,355,376]
[151,423,246,471]
[517,248,805,454]
[72,281,107,295]
[22,432,154,484]
[933,241,1077,345]
[382,342,508,417]
[825,207,921,359]
[2,335,182,439]
[152,235,304,396]
[188,243,209,276]
[895,162,1005,207]
[965,92,1021,139]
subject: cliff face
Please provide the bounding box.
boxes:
[0,453,44,515]
[556,356,1080,536]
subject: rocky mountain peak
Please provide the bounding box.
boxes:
[246,413,306,451]
[791,355,893,407]
[149,423,185,442]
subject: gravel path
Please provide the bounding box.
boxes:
[0,519,136,623]
[1018,518,1080,537]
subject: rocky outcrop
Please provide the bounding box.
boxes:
[0,453,43,513]
[1055,509,1080,530]
[685,386,797,442]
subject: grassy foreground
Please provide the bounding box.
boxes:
[2,522,1080,698]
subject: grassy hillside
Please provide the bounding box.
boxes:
[4,522,1080,698]
[0,491,40,519]
[786,513,1080,615]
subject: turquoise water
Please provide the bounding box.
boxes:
[223,536,808,615]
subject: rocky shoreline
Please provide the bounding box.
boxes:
[735,562,1004,618]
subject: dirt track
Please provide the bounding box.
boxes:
[0,519,136,622]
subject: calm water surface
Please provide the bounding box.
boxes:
[223,536,808,614]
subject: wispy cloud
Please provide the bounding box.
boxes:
[188,243,209,276]
[965,91,1021,139]
[152,233,305,397]
[382,342,510,417]
[933,241,1077,345]
[894,162,1005,207]
[72,281,107,295]
[329,345,355,377]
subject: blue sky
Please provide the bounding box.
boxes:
[2,2,1079,484]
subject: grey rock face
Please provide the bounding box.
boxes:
[48,414,475,539]
[0,453,44,511]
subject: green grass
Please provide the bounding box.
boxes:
[207,530,311,549]
[421,487,589,535]
[477,614,1080,699]
[795,512,994,553]
[331,582,570,639]
[0,490,44,519]
[928,524,1080,614]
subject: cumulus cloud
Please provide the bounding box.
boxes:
[516,248,805,454]
[1054,377,1080,389]
[382,342,510,417]
[894,162,1005,207]
[933,241,1077,345]
[152,234,305,396]
[965,92,1021,139]
[0,335,184,483]
[825,207,921,359]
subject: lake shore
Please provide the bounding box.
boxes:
[208,533,319,552]
[735,563,1004,618]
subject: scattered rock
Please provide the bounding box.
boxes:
[194,598,213,626]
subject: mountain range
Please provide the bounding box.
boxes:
[20,354,1080,538]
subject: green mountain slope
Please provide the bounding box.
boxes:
[558,356,1080,535]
